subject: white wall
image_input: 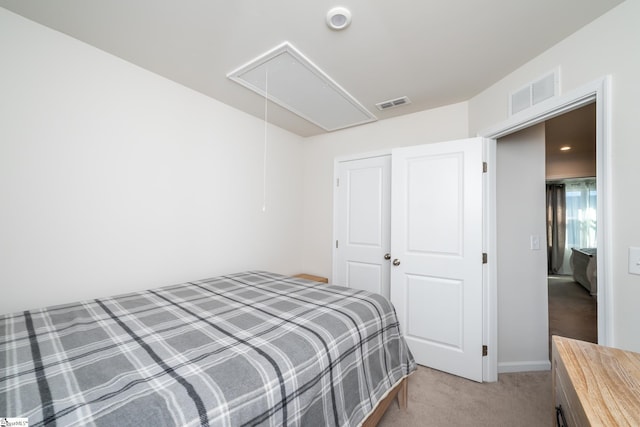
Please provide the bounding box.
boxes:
[300,103,469,278]
[0,9,304,315]
[496,124,550,371]
[469,0,640,352]
[4,0,639,369]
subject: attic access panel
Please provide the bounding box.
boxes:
[228,42,376,132]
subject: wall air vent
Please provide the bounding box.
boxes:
[509,68,560,116]
[227,41,376,132]
[375,96,412,111]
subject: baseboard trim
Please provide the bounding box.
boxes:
[498,360,551,373]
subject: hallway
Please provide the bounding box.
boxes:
[548,275,597,353]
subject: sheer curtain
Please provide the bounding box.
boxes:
[564,179,597,249]
[546,179,597,275]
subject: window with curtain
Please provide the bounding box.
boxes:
[564,179,597,249]
[546,178,596,275]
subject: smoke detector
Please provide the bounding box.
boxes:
[326,7,352,30]
[375,96,412,111]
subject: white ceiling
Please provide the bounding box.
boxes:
[0,0,624,136]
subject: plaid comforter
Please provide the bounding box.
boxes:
[1,271,415,426]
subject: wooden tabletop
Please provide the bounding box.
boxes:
[553,336,640,426]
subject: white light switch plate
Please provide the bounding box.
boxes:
[530,235,540,250]
[629,247,640,275]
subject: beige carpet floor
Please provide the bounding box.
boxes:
[377,276,596,426]
[378,366,551,426]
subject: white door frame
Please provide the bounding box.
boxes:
[479,76,613,381]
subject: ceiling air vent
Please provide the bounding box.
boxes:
[375,96,412,111]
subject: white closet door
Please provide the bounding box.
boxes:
[334,155,391,298]
[390,138,484,382]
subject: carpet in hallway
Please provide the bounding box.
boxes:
[548,275,597,344]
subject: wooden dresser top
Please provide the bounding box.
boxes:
[553,336,640,425]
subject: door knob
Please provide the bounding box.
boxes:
[384,253,391,260]
[392,259,401,266]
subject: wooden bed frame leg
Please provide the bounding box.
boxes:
[361,377,410,427]
[397,377,408,410]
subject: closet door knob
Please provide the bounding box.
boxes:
[384,253,391,260]
[392,259,401,266]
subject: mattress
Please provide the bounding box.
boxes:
[0,271,416,426]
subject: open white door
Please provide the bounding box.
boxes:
[390,138,484,382]
[334,155,391,298]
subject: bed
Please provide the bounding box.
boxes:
[570,248,597,296]
[0,271,415,426]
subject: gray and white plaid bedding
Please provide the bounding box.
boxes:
[1,271,415,426]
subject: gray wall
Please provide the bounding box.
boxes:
[496,124,550,371]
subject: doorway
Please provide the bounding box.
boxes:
[545,103,598,351]
[481,76,611,377]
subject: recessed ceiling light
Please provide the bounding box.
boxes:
[560,146,572,151]
[327,7,352,30]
